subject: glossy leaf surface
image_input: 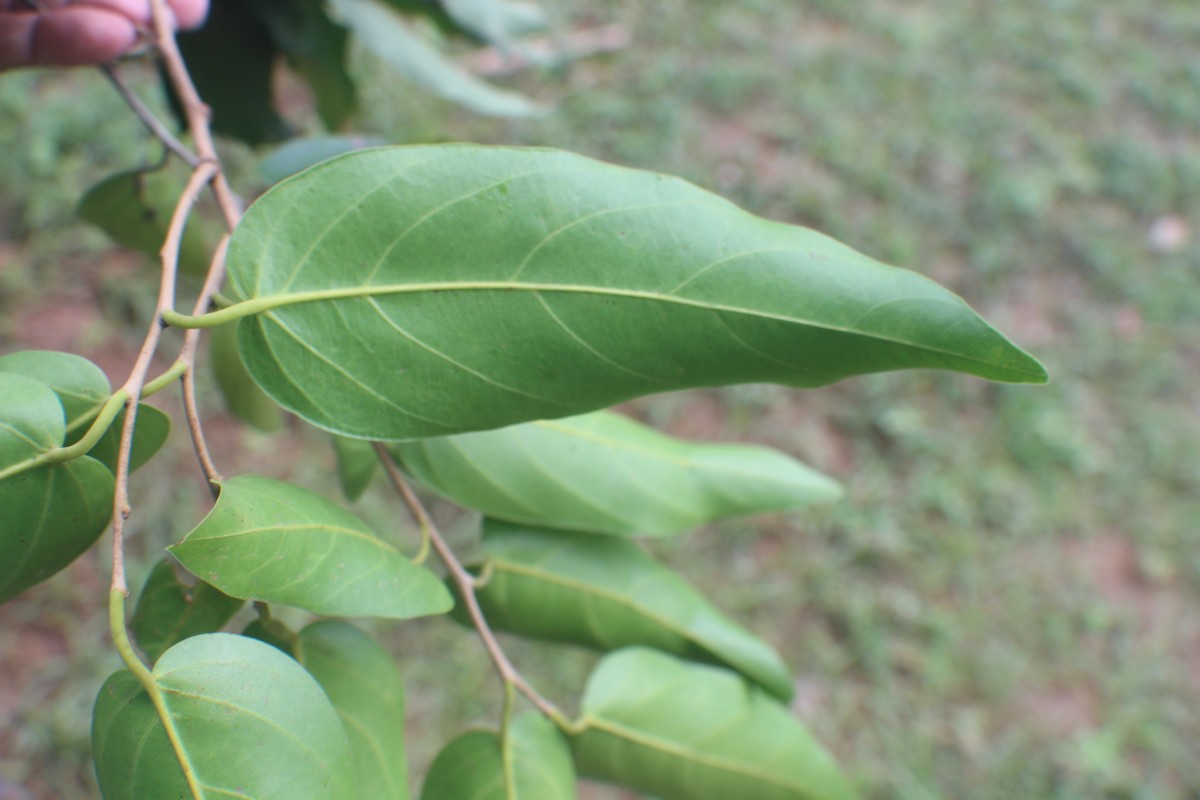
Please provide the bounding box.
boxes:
[170,475,452,618]
[92,633,357,799]
[0,373,113,604]
[325,0,546,117]
[297,621,410,798]
[571,649,854,800]
[333,434,378,501]
[470,520,793,700]
[130,558,244,663]
[211,321,284,432]
[393,410,840,536]
[421,714,575,800]
[226,146,1046,441]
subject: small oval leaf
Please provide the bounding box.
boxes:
[169,475,453,618]
[422,714,575,800]
[0,350,109,433]
[227,146,1046,442]
[130,558,244,663]
[86,404,172,475]
[571,648,854,800]
[393,410,840,536]
[92,633,358,799]
[469,519,793,701]
[0,372,114,604]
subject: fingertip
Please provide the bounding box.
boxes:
[32,9,139,67]
[170,0,209,30]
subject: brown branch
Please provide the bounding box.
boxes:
[101,63,198,168]
[373,443,567,724]
[110,159,216,594]
[178,234,231,493]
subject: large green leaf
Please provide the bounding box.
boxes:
[0,373,114,604]
[440,0,547,48]
[392,410,840,536]
[210,321,285,432]
[468,520,793,701]
[92,633,357,799]
[130,558,244,664]
[325,0,547,117]
[571,649,854,800]
[169,475,452,618]
[260,135,384,186]
[421,714,575,800]
[296,621,410,798]
[223,146,1046,441]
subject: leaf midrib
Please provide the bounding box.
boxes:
[205,281,1039,378]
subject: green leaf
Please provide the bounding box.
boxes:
[169,475,453,618]
[0,373,114,604]
[469,520,794,701]
[297,621,410,798]
[251,0,358,130]
[210,321,285,432]
[130,558,244,663]
[333,434,378,501]
[260,135,384,185]
[325,0,547,117]
[421,714,575,800]
[173,0,291,145]
[78,168,213,275]
[92,633,358,798]
[392,410,840,537]
[0,350,109,434]
[224,146,1047,441]
[571,649,854,800]
[86,404,172,475]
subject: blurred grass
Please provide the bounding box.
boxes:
[1,0,1198,798]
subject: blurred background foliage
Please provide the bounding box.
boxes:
[1,0,1198,798]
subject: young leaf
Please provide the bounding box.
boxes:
[571,649,854,800]
[0,350,109,433]
[468,520,794,701]
[392,410,840,536]
[169,475,453,618]
[86,404,172,475]
[325,0,548,117]
[130,558,244,663]
[421,714,575,800]
[92,633,358,798]
[78,169,213,275]
[0,373,114,604]
[333,434,379,501]
[210,321,285,432]
[297,621,410,799]
[223,146,1047,441]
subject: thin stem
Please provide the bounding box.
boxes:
[110,160,216,595]
[101,64,198,168]
[373,444,569,726]
[178,234,232,492]
[142,359,189,398]
[0,391,128,482]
